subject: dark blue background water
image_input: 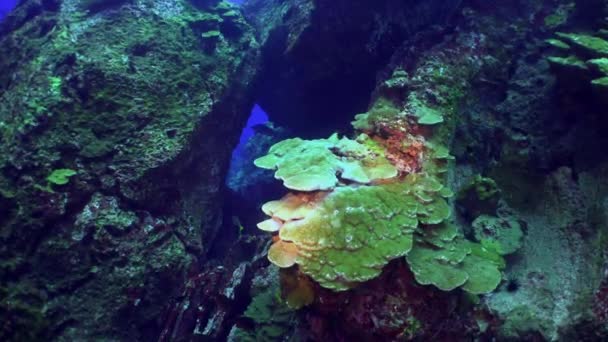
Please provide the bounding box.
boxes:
[233,105,268,157]
[0,0,17,21]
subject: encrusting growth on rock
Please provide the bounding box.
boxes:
[255,61,504,293]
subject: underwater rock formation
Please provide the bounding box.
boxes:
[1,0,608,340]
[241,0,608,341]
[0,0,258,339]
[453,0,608,339]
[242,0,463,137]
[244,5,508,339]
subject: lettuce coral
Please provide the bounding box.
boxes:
[407,223,504,294]
[254,134,398,191]
[258,169,451,291]
[547,31,608,95]
[255,50,506,295]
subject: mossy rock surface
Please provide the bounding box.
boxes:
[472,215,524,256]
[0,0,259,339]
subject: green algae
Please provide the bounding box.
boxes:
[234,285,295,341]
[472,215,524,256]
[46,169,77,186]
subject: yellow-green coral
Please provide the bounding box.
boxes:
[547,30,608,97]
[351,97,401,132]
[254,134,397,191]
[46,169,77,185]
[588,58,608,74]
[556,32,608,57]
[545,38,570,50]
[260,174,451,291]
[407,223,504,294]
[255,52,505,295]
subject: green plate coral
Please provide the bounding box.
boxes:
[256,77,504,295]
[407,223,504,294]
[259,173,451,291]
[254,134,398,191]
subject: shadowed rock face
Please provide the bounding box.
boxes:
[242,0,463,138]
[0,0,258,339]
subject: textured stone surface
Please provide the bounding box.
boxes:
[2,0,608,340]
[452,1,608,339]
[0,0,259,339]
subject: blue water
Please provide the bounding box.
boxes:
[226,105,269,191]
[0,0,16,21]
[233,104,269,157]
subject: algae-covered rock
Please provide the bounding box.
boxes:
[456,175,501,219]
[472,215,524,255]
[0,0,259,339]
[352,97,402,132]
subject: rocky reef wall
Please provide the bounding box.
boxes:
[0,0,259,340]
[1,0,608,340]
